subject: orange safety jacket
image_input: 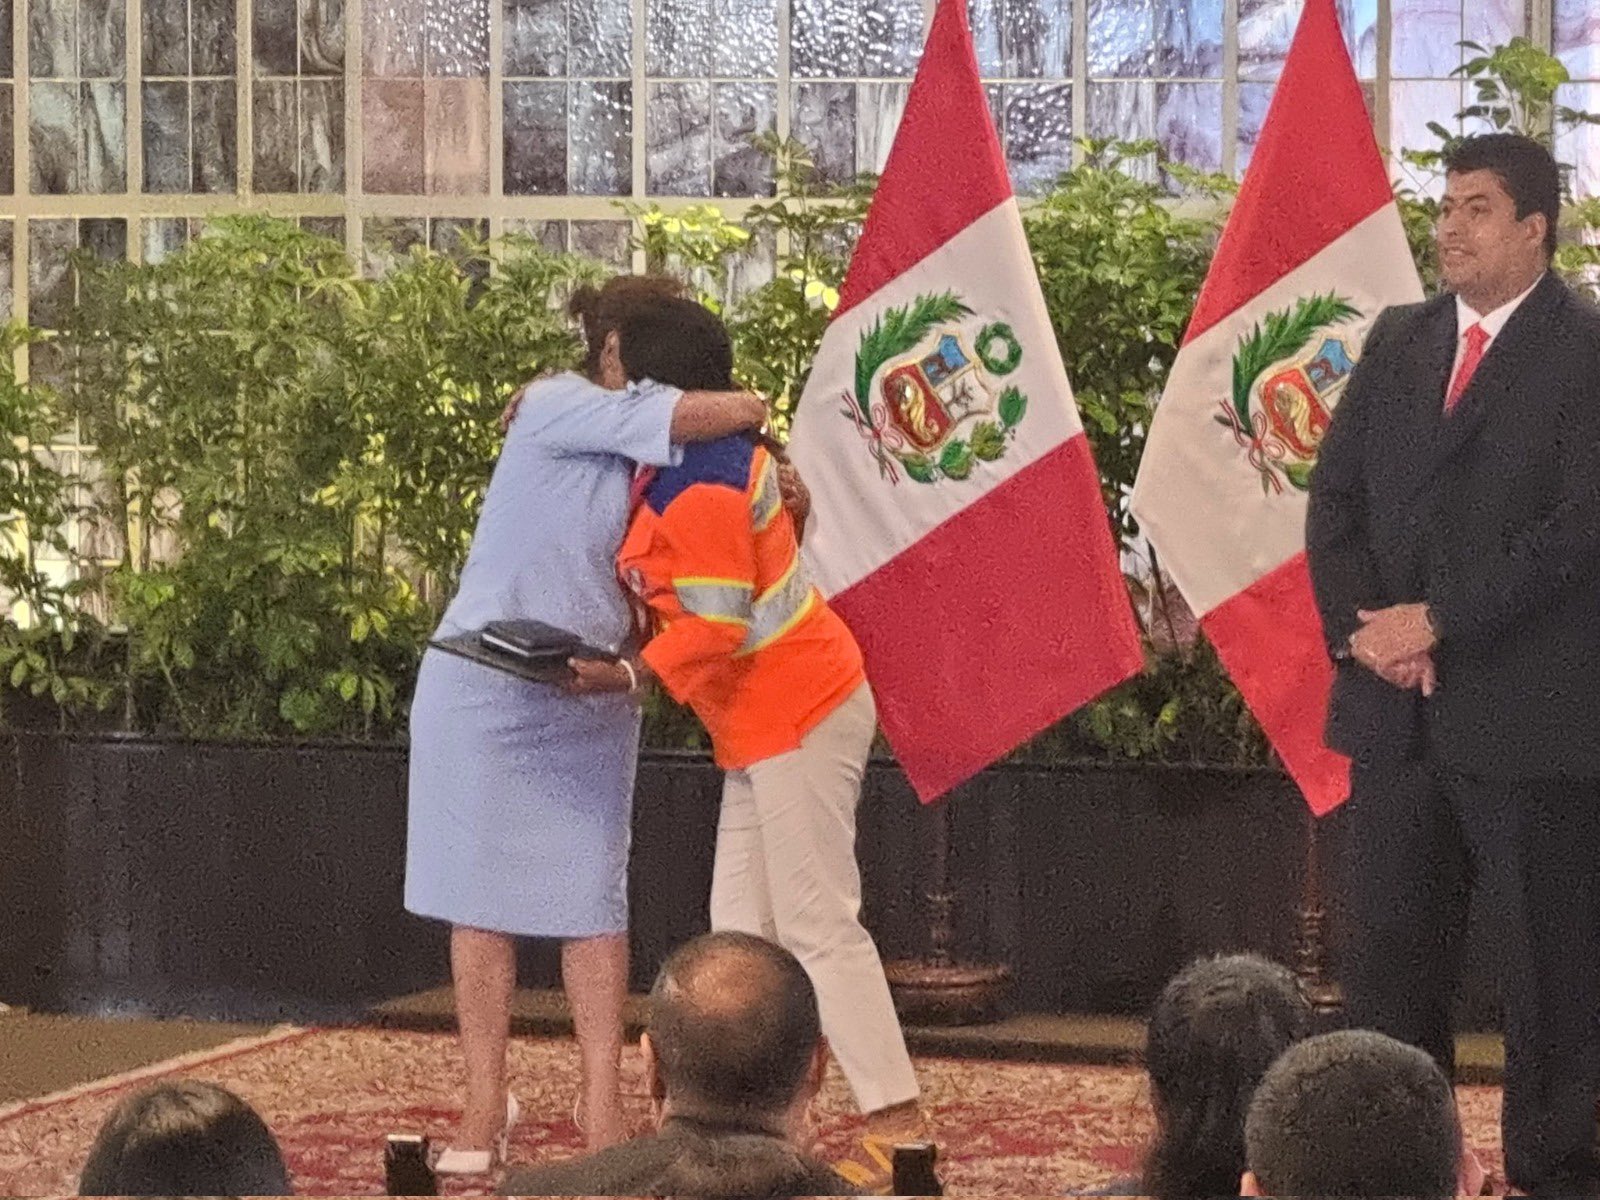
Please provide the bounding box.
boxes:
[618,435,866,770]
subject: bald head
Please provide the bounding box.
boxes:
[648,933,822,1116]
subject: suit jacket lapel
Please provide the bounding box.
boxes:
[1428,273,1565,477]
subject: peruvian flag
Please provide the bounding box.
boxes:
[1129,0,1423,814]
[787,0,1142,803]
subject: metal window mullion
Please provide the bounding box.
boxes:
[11,0,29,332]
[631,0,647,266]
[1375,0,1391,152]
[1072,0,1087,162]
[487,0,503,238]
[345,0,360,255]
[238,0,253,195]
[1221,0,1238,177]
[128,0,146,220]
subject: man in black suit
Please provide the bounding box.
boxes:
[503,931,858,1198]
[1308,132,1600,1195]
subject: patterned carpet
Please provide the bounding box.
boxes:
[0,1026,1506,1195]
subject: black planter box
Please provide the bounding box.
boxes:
[0,733,1500,1027]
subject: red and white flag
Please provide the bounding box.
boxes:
[787,0,1142,803]
[1130,0,1423,815]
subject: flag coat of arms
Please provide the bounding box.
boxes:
[1130,0,1424,815]
[787,0,1143,803]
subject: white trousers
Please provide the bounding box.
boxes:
[710,683,920,1114]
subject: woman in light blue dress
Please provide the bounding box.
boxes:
[405,278,766,1170]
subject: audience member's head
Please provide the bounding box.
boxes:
[78,1080,291,1196]
[1140,954,1311,1200]
[568,273,688,385]
[618,295,738,392]
[644,931,826,1140]
[1242,1029,1464,1198]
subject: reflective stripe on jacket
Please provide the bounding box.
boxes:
[619,435,866,770]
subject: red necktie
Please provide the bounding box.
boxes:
[1445,322,1488,413]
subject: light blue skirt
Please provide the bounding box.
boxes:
[404,650,640,938]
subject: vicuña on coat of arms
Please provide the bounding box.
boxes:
[1218,293,1365,494]
[843,291,1028,485]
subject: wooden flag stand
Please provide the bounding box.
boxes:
[883,800,1011,1025]
[1295,812,1344,1020]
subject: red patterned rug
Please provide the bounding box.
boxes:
[0,1026,1505,1195]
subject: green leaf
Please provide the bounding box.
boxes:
[10,659,28,688]
[971,421,1006,461]
[898,454,938,484]
[998,386,1028,429]
[940,440,975,480]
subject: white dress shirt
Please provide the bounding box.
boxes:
[1451,273,1545,382]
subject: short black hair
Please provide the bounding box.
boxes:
[648,932,821,1115]
[617,296,737,392]
[1244,1029,1459,1199]
[78,1080,292,1196]
[1444,132,1561,258]
[1142,954,1311,1200]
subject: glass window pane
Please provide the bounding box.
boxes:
[143,216,190,263]
[426,0,490,76]
[252,79,298,190]
[727,227,776,301]
[83,82,127,192]
[0,86,11,193]
[647,0,712,77]
[503,79,567,193]
[0,0,11,79]
[29,219,76,330]
[713,80,776,196]
[301,0,346,74]
[571,219,631,268]
[193,77,237,192]
[1237,80,1272,175]
[363,79,425,191]
[1157,80,1222,176]
[1389,78,1461,190]
[857,80,908,175]
[422,76,488,194]
[363,216,426,275]
[30,0,76,79]
[364,0,424,77]
[862,0,925,77]
[505,217,568,252]
[80,0,125,78]
[1556,0,1600,77]
[193,0,236,73]
[647,80,711,195]
[1392,0,1462,77]
[1087,80,1156,179]
[791,0,859,77]
[1004,82,1072,194]
[570,79,632,195]
[142,80,189,193]
[300,78,345,192]
[30,81,78,192]
[1158,0,1222,78]
[572,0,631,74]
[1088,0,1155,78]
[713,0,778,78]
[1556,83,1600,197]
[1465,0,1524,56]
[253,0,298,74]
[143,0,188,74]
[504,0,567,76]
[969,0,1004,76]
[791,81,856,185]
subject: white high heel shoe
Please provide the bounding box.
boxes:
[433,1093,521,1176]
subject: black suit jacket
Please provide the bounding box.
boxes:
[502,1116,860,1199]
[1307,273,1600,778]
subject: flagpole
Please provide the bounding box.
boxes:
[1295,809,1344,1019]
[883,798,1012,1025]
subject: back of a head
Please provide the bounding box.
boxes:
[649,931,821,1117]
[1142,954,1311,1200]
[568,274,688,377]
[78,1080,291,1197]
[618,296,737,393]
[1244,1029,1459,1199]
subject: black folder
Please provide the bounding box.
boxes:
[429,619,618,685]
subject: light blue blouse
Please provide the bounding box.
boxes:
[436,372,684,651]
